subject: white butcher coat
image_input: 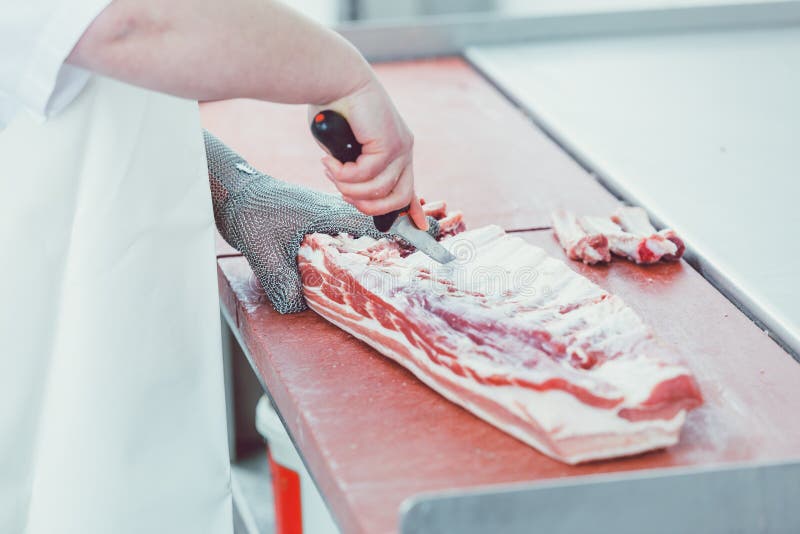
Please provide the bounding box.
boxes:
[0,2,233,532]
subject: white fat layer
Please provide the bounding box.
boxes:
[581,246,604,262]
[551,209,588,247]
[613,206,656,235]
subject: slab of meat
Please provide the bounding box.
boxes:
[551,209,610,265]
[552,208,683,265]
[297,211,702,464]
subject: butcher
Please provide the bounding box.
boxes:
[0,1,431,532]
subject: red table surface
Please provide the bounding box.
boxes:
[217,230,800,534]
[203,57,800,533]
[200,57,619,232]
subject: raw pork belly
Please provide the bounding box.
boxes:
[297,213,702,464]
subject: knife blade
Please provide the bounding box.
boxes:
[310,109,456,264]
[391,215,456,264]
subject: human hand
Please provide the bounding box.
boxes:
[309,75,428,231]
[204,130,440,314]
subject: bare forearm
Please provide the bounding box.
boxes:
[67,0,372,105]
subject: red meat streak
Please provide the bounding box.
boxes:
[637,242,657,264]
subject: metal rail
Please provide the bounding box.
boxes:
[337,1,800,61]
[401,459,800,533]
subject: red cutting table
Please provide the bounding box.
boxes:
[202,58,800,534]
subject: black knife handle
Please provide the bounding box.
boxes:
[310,109,409,232]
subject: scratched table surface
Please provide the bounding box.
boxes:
[202,58,800,534]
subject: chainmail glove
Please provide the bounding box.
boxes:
[204,130,439,314]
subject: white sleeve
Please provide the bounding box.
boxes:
[0,0,112,121]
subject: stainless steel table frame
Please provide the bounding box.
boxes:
[401,460,800,534]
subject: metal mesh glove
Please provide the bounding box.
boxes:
[204,130,439,314]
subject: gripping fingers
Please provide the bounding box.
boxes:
[347,165,415,217]
[321,156,343,176]
[324,151,392,184]
[331,157,404,201]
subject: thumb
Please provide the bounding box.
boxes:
[407,195,429,231]
[254,260,308,314]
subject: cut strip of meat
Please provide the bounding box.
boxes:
[551,209,610,265]
[579,215,678,265]
[552,208,684,265]
[612,207,685,261]
[298,217,702,464]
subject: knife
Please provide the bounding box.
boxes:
[311,109,456,264]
